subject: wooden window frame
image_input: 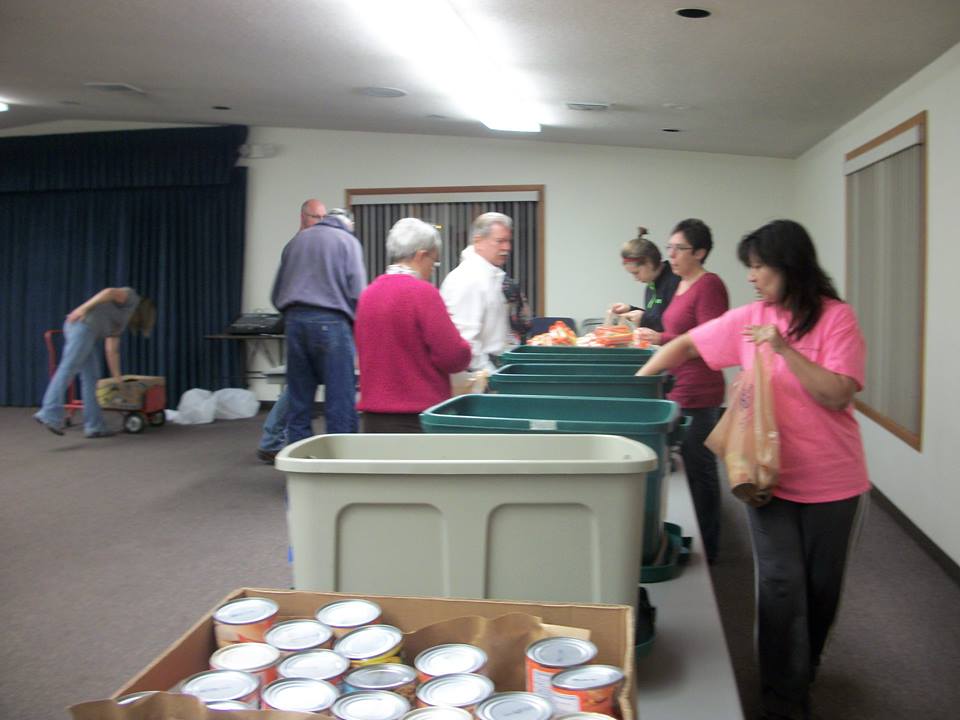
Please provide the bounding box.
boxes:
[844,111,927,450]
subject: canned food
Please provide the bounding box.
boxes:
[179,669,260,708]
[266,618,334,655]
[206,700,256,710]
[332,690,411,720]
[525,637,597,698]
[476,692,554,720]
[556,714,617,720]
[550,665,624,717]
[278,648,351,687]
[402,707,473,720]
[210,641,280,687]
[115,690,158,705]
[335,624,404,667]
[414,644,488,683]
[415,673,495,712]
[317,599,382,638]
[345,663,418,703]
[213,596,279,648]
[262,677,339,713]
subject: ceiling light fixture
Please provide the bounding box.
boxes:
[0,102,9,112]
[675,8,711,19]
[360,86,407,98]
[354,0,541,133]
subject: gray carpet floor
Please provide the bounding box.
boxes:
[1,406,959,719]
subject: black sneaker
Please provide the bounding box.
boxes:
[256,448,278,464]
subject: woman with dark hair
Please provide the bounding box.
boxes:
[636,218,729,564]
[639,219,870,720]
[610,226,679,332]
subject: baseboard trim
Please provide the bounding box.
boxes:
[871,487,960,586]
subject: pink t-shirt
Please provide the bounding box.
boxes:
[689,299,871,504]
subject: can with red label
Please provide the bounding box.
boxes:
[213,596,279,648]
[332,690,411,720]
[210,641,281,688]
[476,692,554,720]
[278,648,351,688]
[262,677,339,714]
[524,637,597,699]
[414,644,488,683]
[345,663,418,703]
[550,665,624,717]
[179,669,261,708]
[335,624,404,668]
[316,599,382,639]
[415,673,495,713]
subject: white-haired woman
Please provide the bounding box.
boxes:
[355,218,472,432]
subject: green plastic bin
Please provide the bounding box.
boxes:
[489,363,671,399]
[499,345,654,365]
[420,394,682,565]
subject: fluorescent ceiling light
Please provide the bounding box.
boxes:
[354,0,541,133]
[0,102,9,112]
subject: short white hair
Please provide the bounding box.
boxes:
[472,212,513,240]
[386,218,442,262]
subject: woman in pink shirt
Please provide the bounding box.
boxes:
[355,218,471,432]
[639,220,870,720]
[636,218,730,564]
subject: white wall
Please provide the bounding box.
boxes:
[795,40,960,564]
[241,127,794,319]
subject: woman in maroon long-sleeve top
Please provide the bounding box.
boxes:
[636,218,729,563]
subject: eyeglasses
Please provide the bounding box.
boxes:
[303,212,324,220]
[664,244,693,254]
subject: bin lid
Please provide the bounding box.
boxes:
[275,433,657,475]
[492,363,665,381]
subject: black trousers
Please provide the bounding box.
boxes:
[748,494,866,719]
[681,406,722,562]
[361,412,423,433]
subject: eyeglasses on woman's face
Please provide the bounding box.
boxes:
[664,243,693,254]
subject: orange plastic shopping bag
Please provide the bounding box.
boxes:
[705,346,780,507]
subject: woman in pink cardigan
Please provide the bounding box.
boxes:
[355,218,471,433]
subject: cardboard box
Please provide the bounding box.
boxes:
[110,587,635,719]
[96,375,165,410]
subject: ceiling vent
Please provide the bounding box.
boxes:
[566,102,610,112]
[83,82,146,94]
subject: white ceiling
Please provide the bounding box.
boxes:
[1,0,959,158]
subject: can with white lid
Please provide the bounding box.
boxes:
[550,665,624,717]
[278,648,352,687]
[206,700,256,710]
[476,692,554,720]
[266,618,334,655]
[402,707,473,720]
[335,624,404,667]
[317,599,382,639]
[414,644,488,683]
[213,596,279,648]
[555,713,617,720]
[415,673,495,712]
[261,677,339,714]
[344,663,418,702]
[179,669,260,708]
[524,637,597,698]
[210,641,280,687]
[332,689,411,720]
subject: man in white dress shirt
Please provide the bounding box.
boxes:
[440,212,514,374]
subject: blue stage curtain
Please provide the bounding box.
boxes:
[0,125,247,406]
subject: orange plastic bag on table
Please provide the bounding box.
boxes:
[705,346,780,507]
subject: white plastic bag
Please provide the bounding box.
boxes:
[174,389,217,425]
[213,388,260,420]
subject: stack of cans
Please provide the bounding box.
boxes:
[115,595,626,719]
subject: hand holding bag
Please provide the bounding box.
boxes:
[705,345,780,507]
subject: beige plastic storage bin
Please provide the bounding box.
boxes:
[275,433,657,606]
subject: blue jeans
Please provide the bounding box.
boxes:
[258,388,289,452]
[35,321,108,435]
[284,307,357,443]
